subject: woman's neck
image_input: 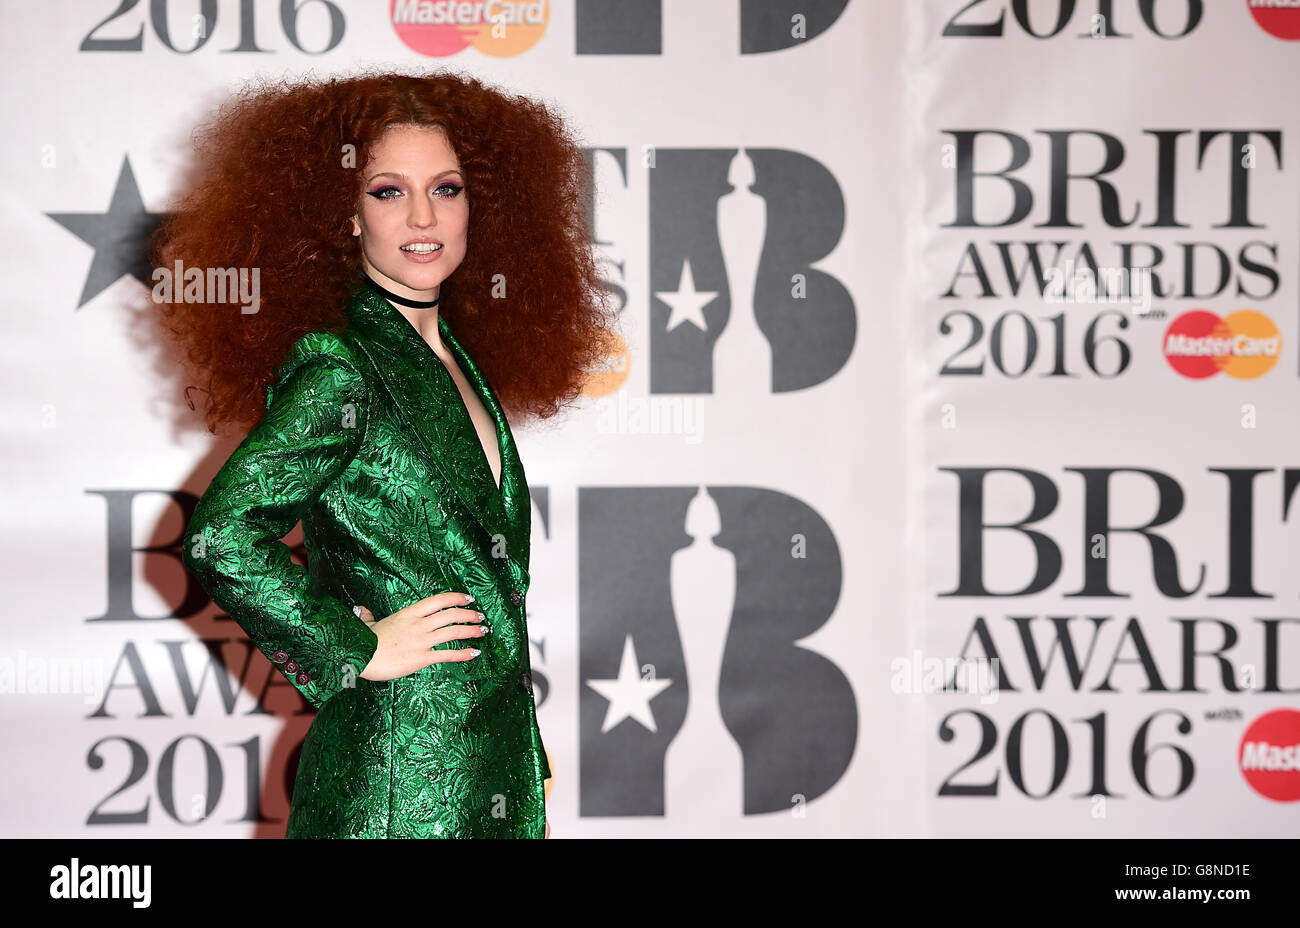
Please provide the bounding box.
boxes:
[359,268,443,348]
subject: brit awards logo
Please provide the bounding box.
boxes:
[577,486,855,828]
[574,143,859,828]
[647,148,855,395]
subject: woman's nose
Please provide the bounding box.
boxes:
[408,199,436,227]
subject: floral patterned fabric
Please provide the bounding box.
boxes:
[182,280,549,838]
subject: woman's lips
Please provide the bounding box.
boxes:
[400,244,443,264]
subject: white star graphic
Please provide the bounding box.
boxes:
[586,635,673,733]
[656,259,717,332]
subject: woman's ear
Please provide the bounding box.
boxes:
[350,215,360,237]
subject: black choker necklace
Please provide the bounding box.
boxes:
[361,270,440,308]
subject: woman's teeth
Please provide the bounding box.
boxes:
[401,243,443,253]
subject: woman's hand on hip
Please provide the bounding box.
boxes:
[356,592,486,681]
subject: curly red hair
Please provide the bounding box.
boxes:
[153,67,616,435]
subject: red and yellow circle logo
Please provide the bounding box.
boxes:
[1246,0,1300,41]
[389,0,550,58]
[1162,310,1280,380]
[583,331,630,398]
[1239,709,1300,802]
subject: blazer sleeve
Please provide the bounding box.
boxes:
[181,331,378,711]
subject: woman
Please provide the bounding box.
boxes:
[155,70,615,838]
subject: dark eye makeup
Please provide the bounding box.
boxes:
[366,182,465,200]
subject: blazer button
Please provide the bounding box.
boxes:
[296,672,311,685]
[284,660,299,674]
[271,650,289,664]
[520,671,532,692]
[509,588,523,607]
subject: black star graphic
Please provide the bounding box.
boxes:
[46,156,172,308]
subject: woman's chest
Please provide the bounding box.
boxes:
[434,350,502,491]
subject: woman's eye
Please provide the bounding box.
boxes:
[366,183,461,200]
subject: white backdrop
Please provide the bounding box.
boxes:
[0,0,1296,838]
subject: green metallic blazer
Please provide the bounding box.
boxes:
[182,280,549,838]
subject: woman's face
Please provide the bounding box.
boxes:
[351,124,469,300]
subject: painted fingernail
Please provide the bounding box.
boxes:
[469,648,481,657]
[352,605,362,617]
[464,593,475,603]
[477,611,485,621]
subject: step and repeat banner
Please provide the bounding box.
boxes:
[0,1,1296,837]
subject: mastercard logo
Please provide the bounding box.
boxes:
[583,331,630,398]
[1162,309,1281,380]
[1239,708,1300,802]
[1247,0,1300,41]
[389,0,549,58]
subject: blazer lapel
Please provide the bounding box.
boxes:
[342,283,530,573]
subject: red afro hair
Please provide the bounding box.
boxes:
[153,67,617,435]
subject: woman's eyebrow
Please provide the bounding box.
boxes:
[364,169,464,183]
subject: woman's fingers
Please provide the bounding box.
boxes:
[425,617,488,648]
[423,610,488,655]
[424,607,484,632]
[422,644,482,667]
[418,597,487,664]
[361,592,489,676]
[407,591,475,617]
